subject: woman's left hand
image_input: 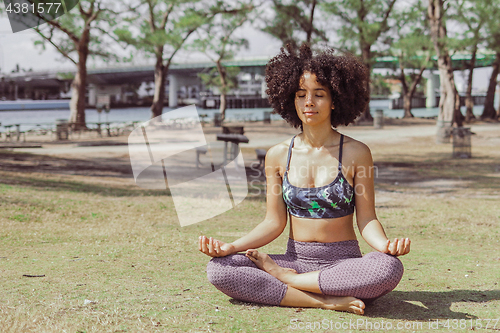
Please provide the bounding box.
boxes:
[384,238,411,256]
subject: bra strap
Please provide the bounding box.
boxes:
[338,135,344,171]
[286,135,297,172]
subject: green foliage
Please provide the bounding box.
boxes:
[198,67,240,94]
[261,0,328,48]
[370,73,391,97]
[451,0,493,52]
[483,0,500,52]
[391,0,434,70]
[322,0,397,58]
[114,0,215,60]
[33,0,120,64]
[189,1,253,101]
[190,3,252,62]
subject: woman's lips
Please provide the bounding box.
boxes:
[304,111,317,116]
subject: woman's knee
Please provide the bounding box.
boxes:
[366,252,404,285]
[206,254,252,287]
[206,257,229,286]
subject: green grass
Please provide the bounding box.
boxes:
[0,136,499,332]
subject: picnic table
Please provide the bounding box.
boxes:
[216,133,249,168]
[3,124,24,142]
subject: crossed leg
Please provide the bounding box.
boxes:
[246,249,366,315]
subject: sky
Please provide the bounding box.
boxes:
[0,15,281,73]
[0,12,494,94]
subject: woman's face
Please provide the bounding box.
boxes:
[294,71,334,127]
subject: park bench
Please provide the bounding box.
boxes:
[255,149,267,168]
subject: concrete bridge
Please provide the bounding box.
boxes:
[0,53,496,108]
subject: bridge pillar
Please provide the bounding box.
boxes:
[88,84,97,106]
[426,72,440,108]
[169,74,178,107]
[261,80,267,99]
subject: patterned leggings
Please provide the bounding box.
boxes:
[206,239,404,306]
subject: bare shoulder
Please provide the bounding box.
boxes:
[264,137,293,170]
[342,135,373,166]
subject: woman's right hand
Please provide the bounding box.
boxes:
[198,236,236,257]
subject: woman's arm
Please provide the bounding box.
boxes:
[353,142,411,256]
[199,144,289,257]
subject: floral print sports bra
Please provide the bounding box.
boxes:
[282,134,355,219]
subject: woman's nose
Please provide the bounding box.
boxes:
[305,93,314,105]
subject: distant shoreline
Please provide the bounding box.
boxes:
[0,100,70,111]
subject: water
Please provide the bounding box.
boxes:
[0,101,489,132]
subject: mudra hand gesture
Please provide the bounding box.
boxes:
[384,238,411,256]
[199,235,235,258]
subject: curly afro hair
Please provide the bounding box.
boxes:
[265,43,370,129]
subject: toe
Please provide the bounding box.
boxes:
[245,249,257,257]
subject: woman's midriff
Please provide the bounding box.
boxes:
[288,214,357,243]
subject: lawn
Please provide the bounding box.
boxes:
[0,129,499,332]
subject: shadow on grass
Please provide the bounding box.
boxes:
[0,151,133,176]
[0,150,271,199]
[226,290,500,321]
[374,154,500,190]
[365,290,500,320]
[0,174,170,197]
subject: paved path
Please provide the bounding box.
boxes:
[245,123,499,148]
[10,123,500,156]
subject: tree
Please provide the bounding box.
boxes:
[428,0,464,144]
[323,0,398,121]
[191,3,253,122]
[481,0,500,121]
[453,0,491,122]
[33,0,118,129]
[261,0,328,48]
[115,0,238,120]
[391,0,433,118]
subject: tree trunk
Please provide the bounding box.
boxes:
[436,59,462,126]
[358,44,373,122]
[497,97,500,119]
[481,52,500,120]
[216,60,227,122]
[400,61,426,118]
[399,65,414,118]
[68,30,90,130]
[403,93,414,118]
[151,47,167,120]
[428,0,462,142]
[465,46,477,122]
[306,0,317,44]
[219,93,227,121]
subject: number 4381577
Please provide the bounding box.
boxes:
[6,2,62,14]
[442,319,499,329]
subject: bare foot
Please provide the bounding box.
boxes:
[246,249,297,282]
[321,295,365,315]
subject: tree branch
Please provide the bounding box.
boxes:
[34,26,77,64]
[147,0,157,32]
[44,18,80,44]
[160,3,175,31]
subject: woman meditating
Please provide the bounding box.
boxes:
[198,44,410,315]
